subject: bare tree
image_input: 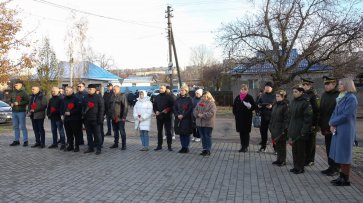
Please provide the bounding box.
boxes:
[201,63,226,91]
[35,37,58,95]
[218,0,363,88]
[65,13,91,84]
[189,44,217,68]
[86,50,115,70]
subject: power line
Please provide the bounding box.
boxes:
[31,0,164,29]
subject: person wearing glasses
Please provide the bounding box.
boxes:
[9,80,29,147]
[301,78,320,167]
[329,78,358,186]
[75,82,88,145]
[288,85,313,174]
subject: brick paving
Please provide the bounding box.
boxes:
[0,116,362,202]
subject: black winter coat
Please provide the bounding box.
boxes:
[257,92,275,121]
[173,95,193,135]
[153,92,174,118]
[103,90,113,116]
[62,94,82,121]
[47,95,64,120]
[233,94,256,133]
[269,100,290,140]
[318,89,339,134]
[288,95,313,141]
[304,88,319,127]
[83,93,104,124]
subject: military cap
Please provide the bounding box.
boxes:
[322,76,336,84]
[87,84,97,89]
[301,78,314,85]
[107,83,113,87]
[292,84,304,92]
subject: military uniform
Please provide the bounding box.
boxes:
[301,78,319,166]
[319,76,340,175]
[269,98,289,165]
[288,86,313,174]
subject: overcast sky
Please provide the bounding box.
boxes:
[8,0,256,69]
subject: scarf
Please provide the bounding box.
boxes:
[336,91,347,104]
[239,92,247,102]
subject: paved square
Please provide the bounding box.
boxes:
[0,116,362,203]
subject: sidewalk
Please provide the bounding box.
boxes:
[0,116,362,202]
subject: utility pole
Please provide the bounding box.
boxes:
[170,27,182,88]
[166,6,173,90]
[165,6,182,89]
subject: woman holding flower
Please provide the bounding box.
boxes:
[193,91,217,156]
[173,85,193,153]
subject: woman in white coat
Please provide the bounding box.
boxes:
[133,90,153,151]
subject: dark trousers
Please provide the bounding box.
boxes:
[113,120,126,147]
[180,134,191,149]
[31,119,45,145]
[85,120,101,150]
[239,131,250,149]
[276,134,287,162]
[292,139,306,170]
[77,119,85,145]
[50,119,66,145]
[324,133,340,171]
[192,127,200,138]
[64,120,82,148]
[259,118,270,147]
[100,123,104,146]
[305,132,316,163]
[157,115,172,147]
[106,116,112,134]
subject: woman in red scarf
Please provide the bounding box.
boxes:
[232,84,256,152]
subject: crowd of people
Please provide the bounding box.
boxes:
[233,77,358,186]
[7,76,358,187]
[7,81,215,157]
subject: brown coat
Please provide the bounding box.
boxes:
[193,99,217,128]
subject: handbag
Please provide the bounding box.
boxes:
[253,113,261,128]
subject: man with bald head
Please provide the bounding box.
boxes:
[47,87,66,150]
[62,86,83,152]
[29,85,48,148]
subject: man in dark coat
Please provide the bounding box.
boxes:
[28,86,48,148]
[109,85,129,150]
[153,85,174,151]
[103,83,113,136]
[75,82,88,145]
[9,80,29,147]
[47,87,66,150]
[288,85,313,174]
[257,81,275,152]
[62,86,83,152]
[233,84,256,152]
[319,76,340,176]
[83,84,104,155]
[302,78,320,166]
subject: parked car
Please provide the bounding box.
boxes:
[172,89,179,97]
[0,101,12,124]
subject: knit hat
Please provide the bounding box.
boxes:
[195,89,203,95]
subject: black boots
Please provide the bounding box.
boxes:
[331,173,350,186]
[10,141,20,146]
[200,150,211,156]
